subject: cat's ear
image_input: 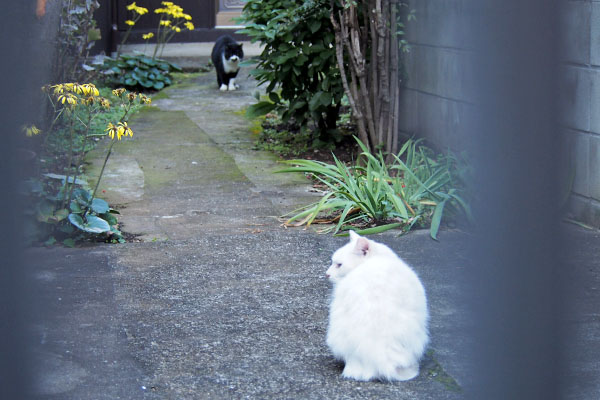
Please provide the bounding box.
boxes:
[354,237,370,256]
[348,230,360,241]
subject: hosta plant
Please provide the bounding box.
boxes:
[102,54,182,90]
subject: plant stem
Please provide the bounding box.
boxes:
[67,106,94,206]
[61,113,76,210]
[83,138,115,218]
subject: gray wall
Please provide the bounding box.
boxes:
[399,0,600,226]
[560,0,600,225]
[398,0,474,151]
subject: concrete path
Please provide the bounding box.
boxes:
[25,63,599,399]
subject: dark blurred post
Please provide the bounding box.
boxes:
[466,1,561,399]
[0,3,40,399]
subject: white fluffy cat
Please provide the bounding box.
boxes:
[325,231,429,381]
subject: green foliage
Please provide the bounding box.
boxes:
[54,0,101,82]
[101,54,182,90]
[25,84,149,246]
[238,0,344,142]
[278,138,471,240]
[21,177,124,246]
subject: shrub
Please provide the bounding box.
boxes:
[238,0,345,144]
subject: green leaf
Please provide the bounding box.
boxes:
[91,198,110,214]
[430,198,447,240]
[153,81,165,90]
[62,238,76,248]
[68,214,111,234]
[309,91,330,111]
[339,223,403,236]
[54,209,69,222]
[101,212,118,226]
[169,62,182,72]
[309,20,321,33]
[141,57,157,66]
[246,101,276,118]
[268,92,280,103]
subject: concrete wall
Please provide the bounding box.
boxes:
[398,0,475,151]
[399,0,600,226]
[560,0,600,225]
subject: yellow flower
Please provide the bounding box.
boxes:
[139,95,152,105]
[184,21,194,30]
[58,93,77,106]
[51,84,64,94]
[112,88,126,97]
[52,83,71,95]
[183,13,192,21]
[162,1,174,6]
[159,20,171,27]
[52,82,86,95]
[23,125,41,137]
[125,20,135,26]
[105,122,134,141]
[154,7,166,14]
[172,26,181,33]
[126,2,137,10]
[105,123,117,139]
[99,97,111,109]
[127,92,138,102]
[134,5,148,15]
[81,83,99,97]
[142,32,154,40]
[64,83,77,92]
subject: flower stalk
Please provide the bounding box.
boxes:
[118,2,149,57]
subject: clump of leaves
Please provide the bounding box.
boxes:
[101,54,182,90]
[22,177,123,246]
[278,137,472,240]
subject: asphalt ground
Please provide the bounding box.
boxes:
[23,62,599,399]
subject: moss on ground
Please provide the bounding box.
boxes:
[85,107,247,194]
[423,349,462,393]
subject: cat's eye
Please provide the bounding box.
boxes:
[335,263,342,268]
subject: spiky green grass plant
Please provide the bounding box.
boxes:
[278,137,471,239]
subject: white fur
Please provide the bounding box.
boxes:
[326,231,429,381]
[227,78,237,91]
[222,53,240,74]
[219,83,228,91]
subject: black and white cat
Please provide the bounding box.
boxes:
[211,35,244,91]
[326,231,429,381]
